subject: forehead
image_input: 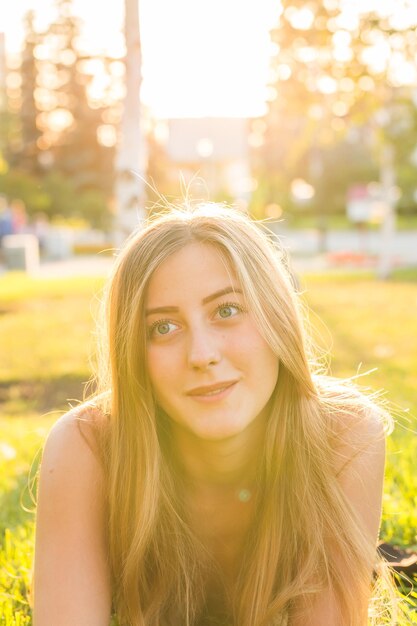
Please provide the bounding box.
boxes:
[145,242,239,305]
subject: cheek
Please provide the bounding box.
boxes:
[241,333,279,387]
[146,344,182,396]
[146,347,167,393]
[234,324,277,365]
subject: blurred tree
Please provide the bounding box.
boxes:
[259,0,417,222]
[0,110,15,175]
[17,11,42,174]
[0,168,111,230]
[37,0,115,195]
[2,0,120,227]
[371,90,417,277]
[376,94,417,215]
[0,169,50,213]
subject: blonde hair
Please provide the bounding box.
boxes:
[91,203,392,626]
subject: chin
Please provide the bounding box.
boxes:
[187,418,255,441]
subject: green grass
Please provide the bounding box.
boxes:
[302,272,417,415]
[0,273,104,416]
[301,273,417,549]
[0,270,416,622]
[0,415,55,624]
[284,212,417,231]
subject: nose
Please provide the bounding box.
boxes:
[187,325,220,370]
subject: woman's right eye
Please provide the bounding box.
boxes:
[148,320,178,338]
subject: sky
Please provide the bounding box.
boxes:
[0,0,279,118]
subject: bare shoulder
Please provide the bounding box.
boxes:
[37,401,109,541]
[47,399,108,438]
[41,402,107,488]
[34,402,111,624]
[335,403,387,547]
[320,382,388,478]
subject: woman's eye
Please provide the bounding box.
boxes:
[149,321,178,337]
[216,303,242,319]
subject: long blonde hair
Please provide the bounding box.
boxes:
[91,203,391,626]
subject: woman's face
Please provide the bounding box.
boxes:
[145,242,279,440]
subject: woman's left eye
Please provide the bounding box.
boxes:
[215,303,244,319]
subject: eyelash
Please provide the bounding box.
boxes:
[216,301,246,318]
[147,318,174,338]
[147,301,246,338]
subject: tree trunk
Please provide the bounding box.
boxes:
[115,0,147,243]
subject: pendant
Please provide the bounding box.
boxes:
[237,488,252,503]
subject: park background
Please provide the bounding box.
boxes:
[1,0,417,623]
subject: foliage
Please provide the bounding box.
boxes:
[0,171,50,215]
[250,139,379,220]
[16,11,41,175]
[0,111,20,177]
[2,0,118,228]
[25,0,115,190]
[256,1,417,219]
[0,169,112,229]
[389,98,417,213]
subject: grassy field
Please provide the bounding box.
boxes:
[0,270,416,623]
[301,272,417,549]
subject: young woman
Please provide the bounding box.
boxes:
[33,203,389,626]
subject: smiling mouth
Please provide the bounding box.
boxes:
[186,381,237,397]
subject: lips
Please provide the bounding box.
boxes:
[186,380,237,397]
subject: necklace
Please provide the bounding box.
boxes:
[236,488,252,503]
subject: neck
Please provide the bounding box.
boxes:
[170,416,266,492]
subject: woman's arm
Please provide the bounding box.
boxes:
[289,409,386,625]
[33,407,112,626]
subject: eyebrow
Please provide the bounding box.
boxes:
[145,286,242,316]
